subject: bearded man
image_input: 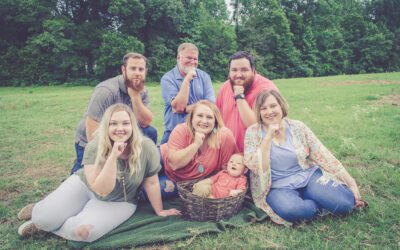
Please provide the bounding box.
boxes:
[160,43,215,144]
[216,51,279,152]
[71,52,156,174]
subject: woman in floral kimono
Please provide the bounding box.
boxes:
[244,90,366,226]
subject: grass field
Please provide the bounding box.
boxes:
[0,72,399,249]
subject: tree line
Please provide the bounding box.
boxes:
[0,0,398,86]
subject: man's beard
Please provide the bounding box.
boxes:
[125,77,145,91]
[178,61,197,74]
[229,75,255,93]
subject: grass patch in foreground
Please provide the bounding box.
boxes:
[0,72,399,249]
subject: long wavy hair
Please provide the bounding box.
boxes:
[186,100,225,149]
[94,104,143,177]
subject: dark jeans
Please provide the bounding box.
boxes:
[160,130,171,145]
[70,125,158,174]
[139,173,178,201]
[141,125,158,145]
[70,143,85,175]
[266,169,355,223]
[141,145,178,200]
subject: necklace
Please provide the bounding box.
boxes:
[118,160,128,202]
[198,164,204,173]
[121,175,127,202]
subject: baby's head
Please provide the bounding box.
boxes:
[227,153,247,177]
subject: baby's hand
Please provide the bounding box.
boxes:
[229,189,243,197]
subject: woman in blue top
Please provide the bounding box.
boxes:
[244,90,366,225]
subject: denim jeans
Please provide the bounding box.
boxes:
[141,146,178,200]
[70,125,158,174]
[266,169,355,223]
[160,130,171,145]
[140,174,178,201]
[70,143,85,175]
[141,125,158,145]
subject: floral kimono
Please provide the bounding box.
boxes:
[243,118,348,226]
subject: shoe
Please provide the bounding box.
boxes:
[355,199,369,210]
[17,203,35,221]
[18,221,40,237]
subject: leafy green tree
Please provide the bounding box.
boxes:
[95,31,144,79]
[194,18,237,80]
[0,0,57,86]
[236,0,302,79]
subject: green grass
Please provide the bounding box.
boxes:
[1,72,399,249]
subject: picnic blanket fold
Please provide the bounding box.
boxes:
[68,199,268,249]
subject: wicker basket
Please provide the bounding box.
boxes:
[177,179,247,222]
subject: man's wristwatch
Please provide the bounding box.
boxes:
[234,93,245,101]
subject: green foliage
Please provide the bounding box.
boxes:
[0,0,400,86]
[237,0,302,79]
[95,32,145,78]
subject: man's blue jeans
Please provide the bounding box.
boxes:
[70,143,85,175]
[160,130,171,145]
[266,169,355,223]
[139,146,178,200]
[70,125,158,174]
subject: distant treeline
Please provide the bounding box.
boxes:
[1,0,399,86]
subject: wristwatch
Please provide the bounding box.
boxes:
[234,93,245,101]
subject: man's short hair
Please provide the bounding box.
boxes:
[122,52,147,67]
[228,51,256,71]
[177,43,199,55]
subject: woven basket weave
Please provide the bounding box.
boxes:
[177,179,247,222]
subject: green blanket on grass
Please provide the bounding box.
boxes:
[68,198,269,249]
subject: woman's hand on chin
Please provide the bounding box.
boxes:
[194,132,205,147]
[111,141,127,158]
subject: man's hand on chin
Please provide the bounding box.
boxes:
[128,79,144,93]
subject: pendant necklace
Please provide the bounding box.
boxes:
[198,164,204,173]
[120,161,128,202]
[122,175,127,202]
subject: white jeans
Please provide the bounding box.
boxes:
[32,174,136,242]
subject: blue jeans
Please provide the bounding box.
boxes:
[140,174,178,201]
[70,125,158,174]
[160,130,171,145]
[70,143,85,175]
[141,125,158,145]
[266,169,355,223]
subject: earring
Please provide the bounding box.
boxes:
[212,127,217,134]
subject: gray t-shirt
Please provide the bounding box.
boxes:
[76,137,161,204]
[75,75,149,147]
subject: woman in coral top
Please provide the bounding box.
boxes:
[160,100,238,187]
[244,90,366,226]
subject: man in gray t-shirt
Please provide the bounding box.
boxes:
[71,52,157,174]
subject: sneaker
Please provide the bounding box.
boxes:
[18,221,40,237]
[17,203,35,221]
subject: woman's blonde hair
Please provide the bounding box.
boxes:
[94,104,143,177]
[254,90,289,124]
[186,100,225,149]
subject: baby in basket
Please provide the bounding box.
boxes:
[192,153,248,199]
